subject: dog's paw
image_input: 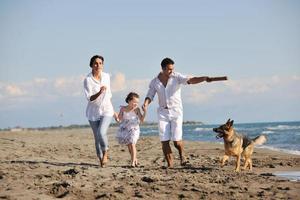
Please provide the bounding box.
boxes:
[234,168,240,172]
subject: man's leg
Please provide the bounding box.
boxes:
[162,141,173,168]
[158,112,172,167]
[171,117,186,165]
[173,140,186,165]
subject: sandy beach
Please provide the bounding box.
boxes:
[0,127,299,199]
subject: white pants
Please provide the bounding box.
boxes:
[157,108,183,141]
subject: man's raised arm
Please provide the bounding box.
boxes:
[187,76,228,84]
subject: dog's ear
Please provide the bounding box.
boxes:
[226,118,231,124]
[229,120,234,127]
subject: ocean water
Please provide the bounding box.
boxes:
[140,121,300,155]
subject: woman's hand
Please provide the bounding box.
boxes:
[113,112,120,123]
[100,86,107,94]
[90,86,106,101]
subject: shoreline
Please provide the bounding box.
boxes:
[1,128,299,199]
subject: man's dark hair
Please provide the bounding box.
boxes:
[90,55,104,68]
[161,57,174,70]
[125,92,139,103]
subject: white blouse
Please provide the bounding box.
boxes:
[84,72,114,120]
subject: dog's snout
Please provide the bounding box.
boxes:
[213,128,217,132]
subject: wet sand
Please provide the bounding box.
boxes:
[0,127,299,199]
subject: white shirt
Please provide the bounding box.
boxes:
[146,72,189,118]
[84,72,114,120]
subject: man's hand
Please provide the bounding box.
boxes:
[207,76,228,82]
[142,104,148,113]
[206,77,212,82]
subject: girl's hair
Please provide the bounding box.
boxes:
[125,92,139,103]
[89,55,104,68]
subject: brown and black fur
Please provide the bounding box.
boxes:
[213,119,267,172]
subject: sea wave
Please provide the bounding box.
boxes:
[267,125,300,131]
[194,127,213,132]
[261,130,275,134]
[141,129,157,135]
[273,171,300,182]
[258,145,300,155]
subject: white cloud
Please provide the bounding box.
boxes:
[292,75,300,81]
[126,79,150,95]
[224,78,270,94]
[53,76,84,96]
[6,84,26,96]
[111,72,126,92]
[0,74,299,108]
[33,78,48,84]
[182,75,300,104]
[110,73,150,95]
[183,86,220,103]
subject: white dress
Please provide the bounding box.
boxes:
[116,110,140,145]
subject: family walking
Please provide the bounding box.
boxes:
[84,55,227,168]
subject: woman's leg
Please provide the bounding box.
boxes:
[98,116,112,165]
[89,120,102,162]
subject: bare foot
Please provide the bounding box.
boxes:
[180,156,188,166]
[130,163,135,168]
[101,151,108,167]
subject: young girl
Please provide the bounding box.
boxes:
[116,92,146,167]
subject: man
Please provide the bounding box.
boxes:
[143,57,227,168]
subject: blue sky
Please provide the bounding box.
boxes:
[0,0,300,128]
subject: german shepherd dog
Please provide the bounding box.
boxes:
[213,119,267,172]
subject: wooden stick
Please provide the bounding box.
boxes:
[209,76,228,81]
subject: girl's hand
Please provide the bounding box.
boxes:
[142,103,148,113]
[134,106,139,112]
[118,106,125,122]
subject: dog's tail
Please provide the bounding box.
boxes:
[252,135,267,145]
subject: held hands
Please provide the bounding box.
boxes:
[113,112,120,123]
[142,103,148,113]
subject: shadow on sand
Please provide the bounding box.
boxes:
[1,160,99,168]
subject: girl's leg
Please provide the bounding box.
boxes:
[128,144,134,167]
[132,143,137,167]
[128,144,132,155]
[98,116,112,166]
[89,120,102,163]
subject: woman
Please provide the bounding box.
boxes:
[84,55,117,167]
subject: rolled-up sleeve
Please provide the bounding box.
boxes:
[176,72,190,85]
[146,79,156,101]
